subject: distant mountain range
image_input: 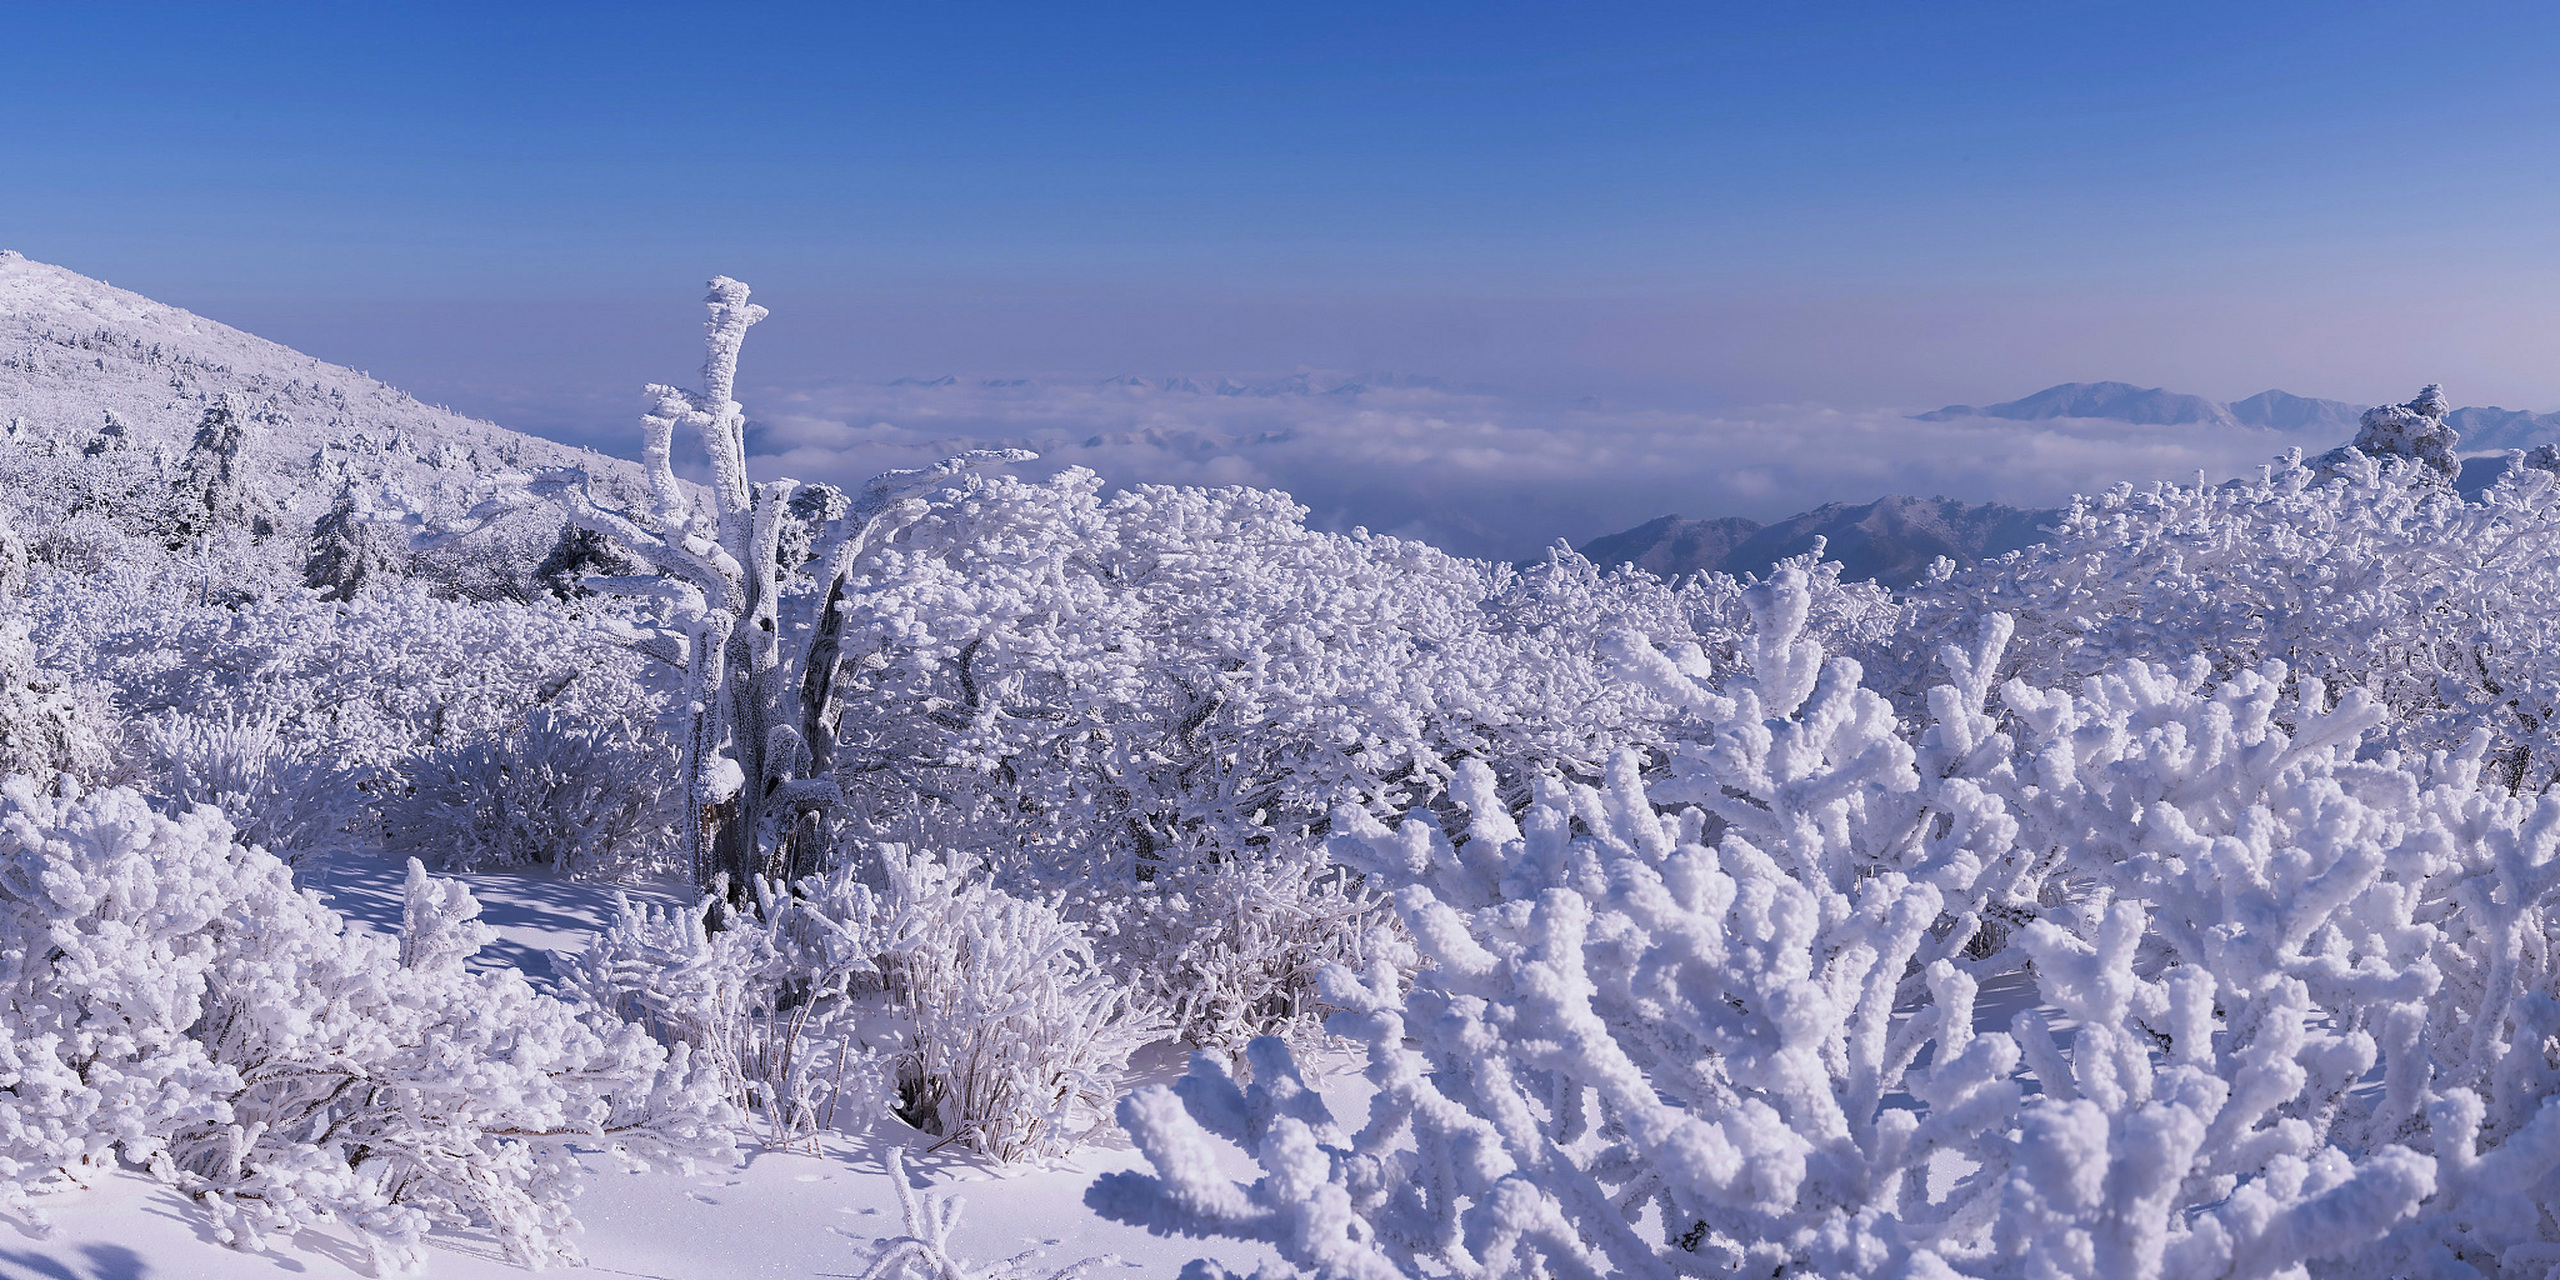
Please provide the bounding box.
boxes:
[1915,381,2253,429]
[1583,380,2560,585]
[1915,380,2560,452]
[1580,497,2058,587]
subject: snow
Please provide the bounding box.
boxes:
[12,261,2560,1278]
[0,1108,1270,1280]
[0,251,650,588]
[0,846,1301,1280]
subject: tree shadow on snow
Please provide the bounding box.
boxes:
[296,849,686,992]
[0,1244,151,1280]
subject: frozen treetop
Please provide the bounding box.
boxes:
[2349,382,2461,480]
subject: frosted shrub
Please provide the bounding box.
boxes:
[0,612,118,790]
[0,778,733,1274]
[1092,569,2560,1279]
[836,473,1780,1047]
[558,887,838,1142]
[1891,442,2560,791]
[383,707,680,875]
[0,512,119,790]
[1093,571,2031,1276]
[841,476,1692,887]
[851,847,1164,1163]
[569,845,1162,1163]
[1102,842,1383,1062]
[141,708,362,858]
[27,572,668,777]
[1990,659,2560,1276]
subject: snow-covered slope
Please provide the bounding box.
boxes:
[0,249,640,527]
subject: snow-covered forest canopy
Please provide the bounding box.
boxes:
[13,251,2560,1280]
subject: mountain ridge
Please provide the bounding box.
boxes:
[1918,380,2560,451]
[1578,496,2058,586]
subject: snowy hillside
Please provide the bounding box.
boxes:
[0,250,642,561]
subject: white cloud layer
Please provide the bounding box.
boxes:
[741,375,2336,561]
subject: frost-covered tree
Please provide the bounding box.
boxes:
[435,277,1028,892]
[175,391,275,539]
[78,409,127,458]
[304,477,404,601]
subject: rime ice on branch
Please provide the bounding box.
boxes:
[433,277,1031,892]
[1097,567,2560,1280]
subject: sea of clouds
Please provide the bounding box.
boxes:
[739,375,2331,561]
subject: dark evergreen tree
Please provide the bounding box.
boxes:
[303,479,401,602]
[533,522,646,601]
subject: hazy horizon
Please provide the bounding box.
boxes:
[11,2,2560,549]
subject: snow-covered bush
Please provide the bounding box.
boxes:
[1891,442,2560,792]
[847,847,1163,1163]
[382,707,680,875]
[30,569,684,874]
[1092,568,2560,1279]
[558,887,829,1141]
[32,574,671,776]
[0,512,121,790]
[1111,844,1382,1061]
[0,778,733,1274]
[841,475,1696,884]
[139,708,364,859]
[830,472,1893,1047]
[0,612,119,790]
[568,845,1162,1163]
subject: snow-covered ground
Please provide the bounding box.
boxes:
[5,1121,1247,1280]
[0,849,1300,1280]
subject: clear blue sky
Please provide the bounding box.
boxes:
[9,2,2560,438]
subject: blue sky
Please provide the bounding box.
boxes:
[8,2,2560,522]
